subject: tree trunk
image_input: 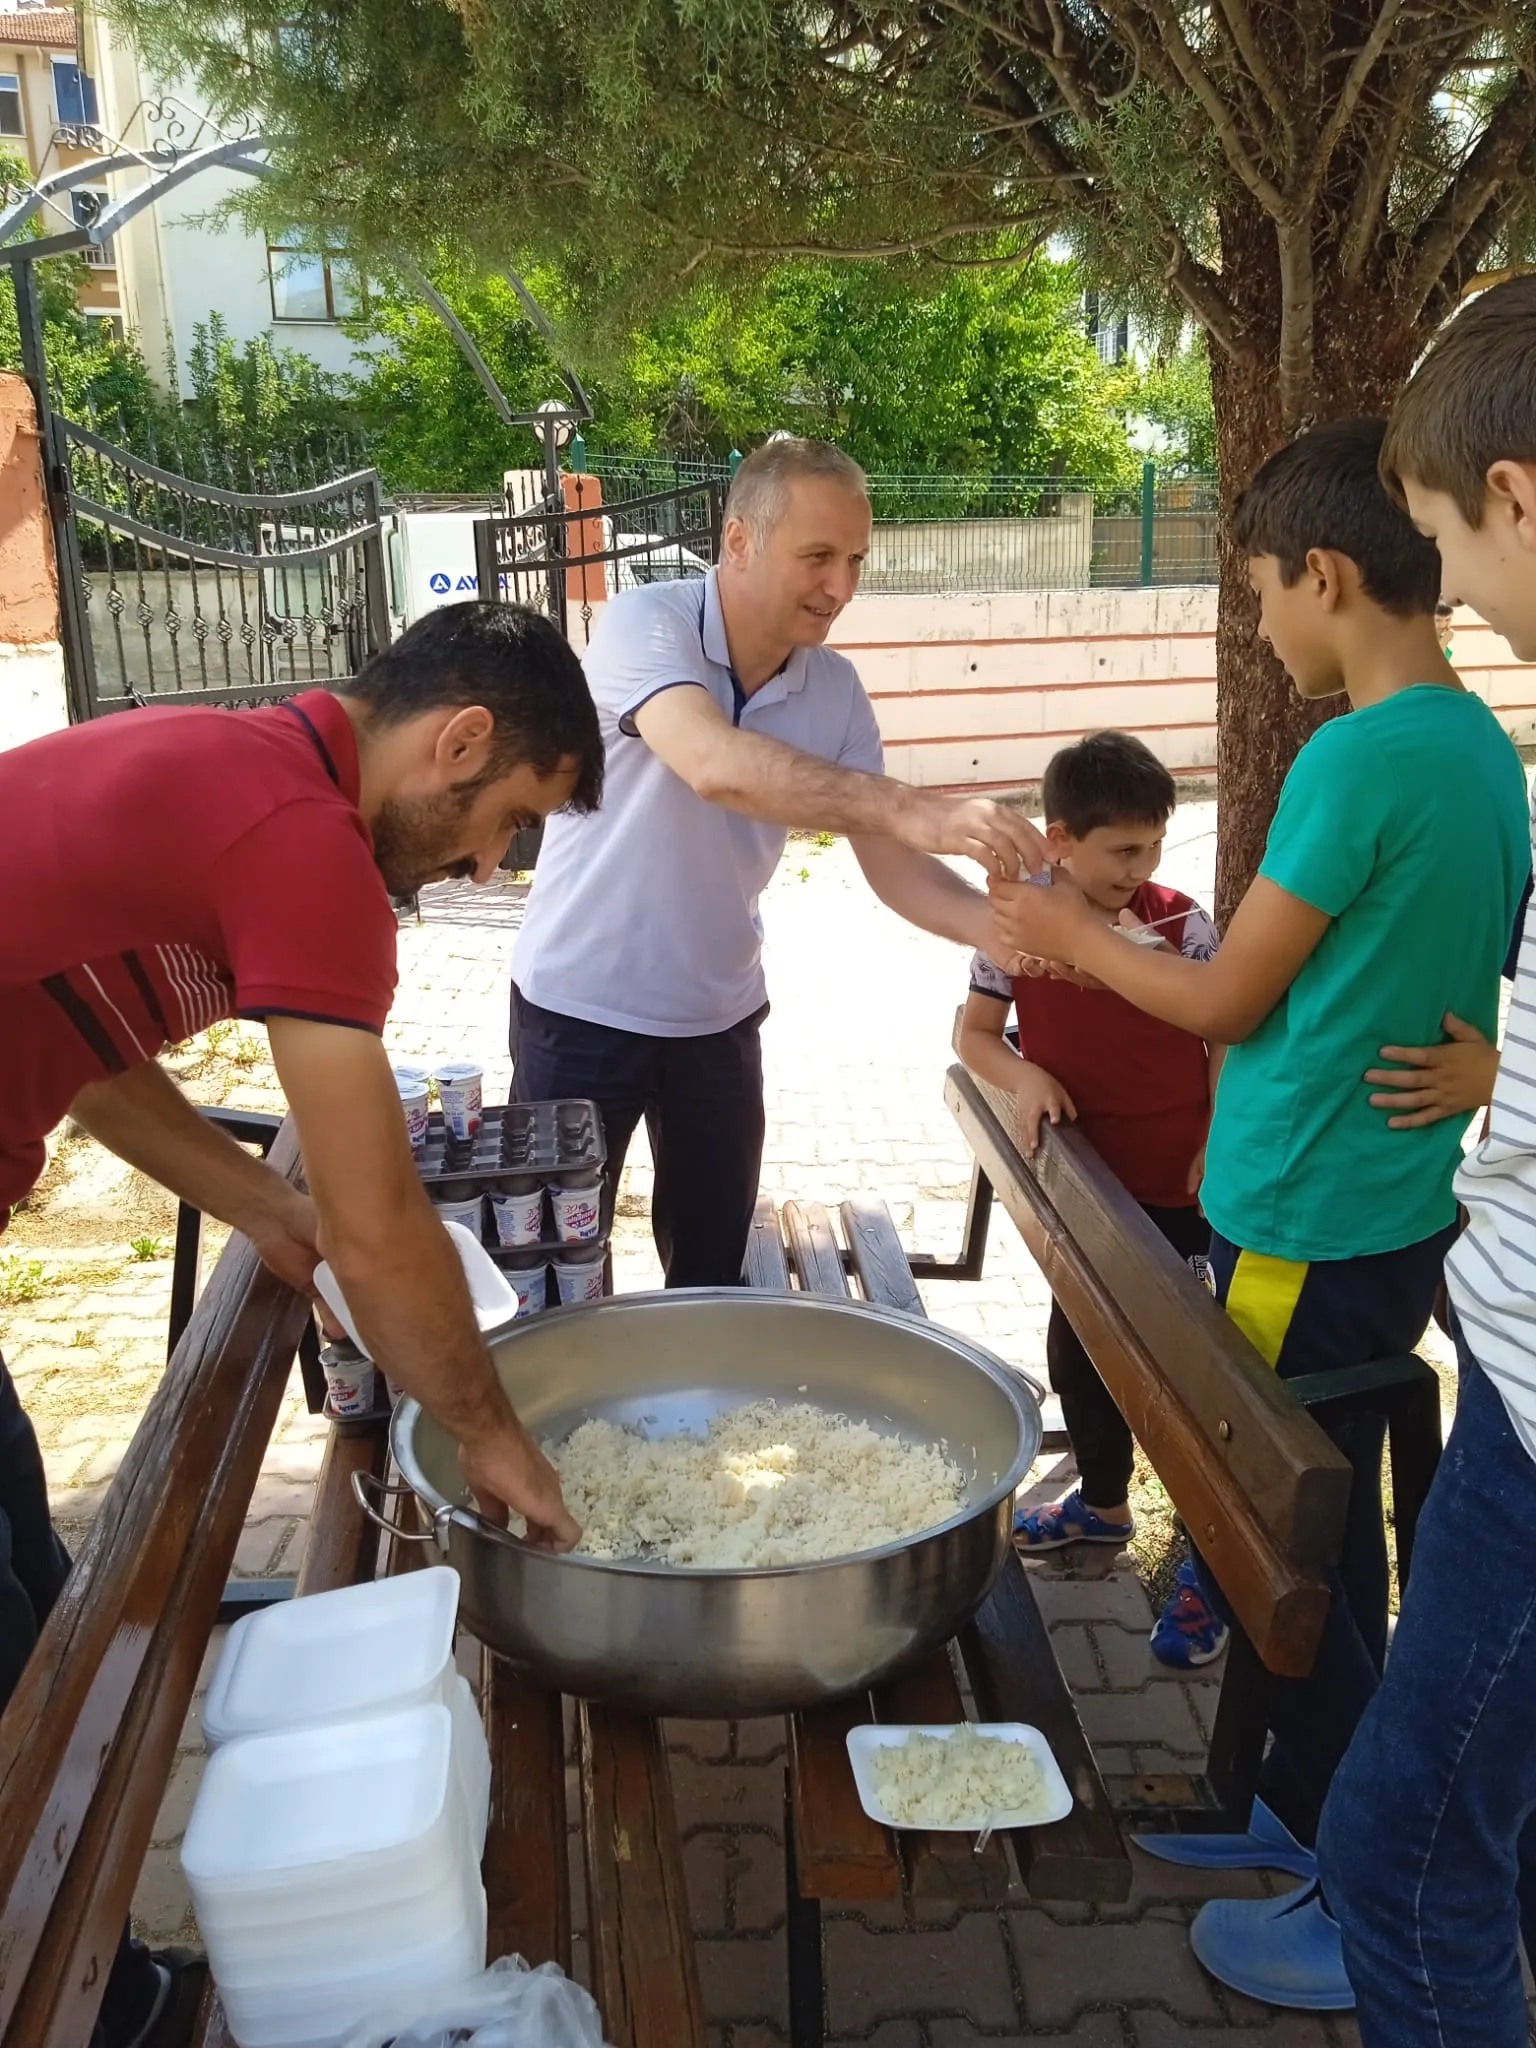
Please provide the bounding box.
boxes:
[1210,204,1425,926]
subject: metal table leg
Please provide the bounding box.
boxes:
[784,1783,825,2048]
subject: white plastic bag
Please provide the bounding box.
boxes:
[336,1955,613,2048]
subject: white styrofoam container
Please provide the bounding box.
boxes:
[217,1886,486,2048]
[183,1704,461,1893]
[844,1722,1074,1831]
[314,1220,517,1355]
[202,1570,460,1747]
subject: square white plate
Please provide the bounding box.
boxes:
[845,1722,1074,1831]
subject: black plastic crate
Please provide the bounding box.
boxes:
[414,1098,606,1193]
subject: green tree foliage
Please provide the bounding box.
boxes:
[0,148,164,438]
[1135,341,1216,477]
[345,253,1140,492]
[166,312,357,480]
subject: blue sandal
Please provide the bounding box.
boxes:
[1013,1488,1135,1552]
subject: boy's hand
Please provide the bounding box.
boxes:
[988,869,1098,966]
[1186,1143,1207,1195]
[1365,1012,1499,1127]
[1015,1066,1076,1157]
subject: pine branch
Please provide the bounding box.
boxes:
[1404,68,1536,317]
[1309,0,1410,199]
[1107,0,1287,217]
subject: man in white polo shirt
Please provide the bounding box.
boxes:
[512,437,1043,1285]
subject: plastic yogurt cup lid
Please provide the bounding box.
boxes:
[432,1061,483,1082]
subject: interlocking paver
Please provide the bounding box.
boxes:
[930,2017,1130,2047]
[1130,2015,1350,2046]
[1009,1910,1225,2026]
[824,1910,1019,2031]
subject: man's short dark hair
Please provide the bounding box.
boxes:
[340,602,603,811]
[1042,731,1176,838]
[1380,276,1536,527]
[1231,419,1441,617]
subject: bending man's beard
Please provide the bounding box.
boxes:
[371,785,483,896]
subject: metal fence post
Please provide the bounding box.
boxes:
[728,447,743,478]
[1139,460,1156,587]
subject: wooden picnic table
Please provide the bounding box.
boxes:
[0,1112,1127,2048]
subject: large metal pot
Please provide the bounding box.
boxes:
[381,1290,1041,1717]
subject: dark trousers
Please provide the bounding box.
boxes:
[1319,1331,1536,2047]
[1196,1223,1457,1848]
[1049,1202,1211,1507]
[0,1353,160,2047]
[510,986,767,1288]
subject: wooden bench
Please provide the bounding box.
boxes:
[0,1117,705,2048]
[748,1194,1130,2048]
[943,1048,1445,1827]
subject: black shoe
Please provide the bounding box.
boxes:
[123,1949,209,2048]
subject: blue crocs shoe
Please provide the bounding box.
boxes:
[1133,1798,1317,1880]
[1013,1488,1135,1552]
[1190,1883,1355,2010]
[1150,1557,1230,1668]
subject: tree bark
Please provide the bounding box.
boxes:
[1210,201,1426,926]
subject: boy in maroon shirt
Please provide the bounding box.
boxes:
[960,732,1221,1564]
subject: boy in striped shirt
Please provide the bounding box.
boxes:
[1313,276,1536,2048]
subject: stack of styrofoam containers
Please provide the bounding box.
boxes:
[181,1569,490,2048]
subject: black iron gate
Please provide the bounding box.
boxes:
[473,472,725,648]
[46,415,392,720]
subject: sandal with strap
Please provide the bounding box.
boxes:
[1013,1488,1135,1552]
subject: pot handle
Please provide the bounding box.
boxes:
[350,1467,438,1544]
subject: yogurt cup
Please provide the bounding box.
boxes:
[549,1178,603,1244]
[391,1061,432,1087]
[384,1373,407,1407]
[320,1345,377,1419]
[433,1061,484,1142]
[503,1260,548,1317]
[432,1193,485,1240]
[488,1185,545,1248]
[396,1078,429,1152]
[554,1248,606,1306]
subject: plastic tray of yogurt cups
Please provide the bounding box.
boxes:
[845,1722,1074,1832]
[413,1099,606,1188]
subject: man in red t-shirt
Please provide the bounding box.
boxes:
[959,733,1222,1577]
[0,602,601,2047]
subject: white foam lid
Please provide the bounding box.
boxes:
[315,1221,517,1355]
[183,1703,456,1883]
[202,1569,460,1745]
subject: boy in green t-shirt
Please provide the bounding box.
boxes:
[988,417,1530,2009]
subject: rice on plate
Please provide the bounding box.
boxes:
[539,1399,964,1568]
[871,1726,1047,1826]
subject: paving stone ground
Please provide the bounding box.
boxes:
[6,804,1380,2043]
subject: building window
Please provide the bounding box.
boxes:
[0,74,23,137]
[1084,289,1130,367]
[268,245,360,322]
[71,188,113,267]
[52,60,99,128]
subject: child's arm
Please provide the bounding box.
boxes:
[957,988,1077,1159]
[1188,1042,1226,1193]
[1364,1013,1499,1127]
[987,872,1329,1044]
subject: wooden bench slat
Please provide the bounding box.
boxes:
[0,1131,313,2047]
[744,1193,792,1291]
[578,1703,706,2048]
[782,1200,847,1298]
[957,1554,1130,1904]
[948,1064,1351,1570]
[482,1652,571,1971]
[871,1651,1010,1903]
[788,1694,903,1901]
[840,1197,924,1316]
[294,1424,388,1598]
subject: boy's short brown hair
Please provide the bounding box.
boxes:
[1380,277,1536,525]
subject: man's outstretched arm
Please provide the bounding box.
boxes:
[632,685,1045,878]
